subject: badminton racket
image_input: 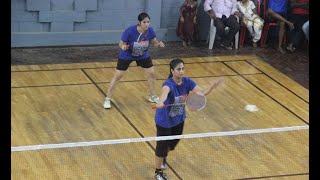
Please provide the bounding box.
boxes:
[152,93,206,111]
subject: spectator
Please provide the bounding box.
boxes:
[176,0,198,47]
[237,0,265,47]
[286,0,309,53]
[266,0,294,53]
[204,0,241,50]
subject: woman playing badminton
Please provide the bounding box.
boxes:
[153,58,223,179]
[103,12,165,109]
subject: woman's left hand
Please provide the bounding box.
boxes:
[158,41,165,47]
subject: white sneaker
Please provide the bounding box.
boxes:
[103,97,111,109]
[154,171,167,180]
[149,95,159,103]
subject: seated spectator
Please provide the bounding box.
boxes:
[237,0,264,47]
[286,0,309,53]
[266,0,294,53]
[204,0,241,50]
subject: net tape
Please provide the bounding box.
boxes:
[12,125,308,152]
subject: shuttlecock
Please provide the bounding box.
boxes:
[245,104,259,112]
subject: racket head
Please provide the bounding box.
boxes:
[185,93,206,111]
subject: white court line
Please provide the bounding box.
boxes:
[11,125,309,152]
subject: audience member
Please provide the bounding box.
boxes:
[237,0,264,47]
[176,0,198,47]
[266,0,294,53]
[286,0,309,53]
[204,0,241,50]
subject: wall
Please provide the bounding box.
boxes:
[11,0,211,47]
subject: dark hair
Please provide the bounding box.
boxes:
[138,12,150,22]
[168,58,184,79]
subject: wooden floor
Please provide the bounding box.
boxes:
[11,55,309,179]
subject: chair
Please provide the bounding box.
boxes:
[239,0,261,48]
[208,18,239,50]
[260,0,287,48]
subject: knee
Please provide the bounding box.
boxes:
[156,144,168,157]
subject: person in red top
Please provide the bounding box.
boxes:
[286,0,309,52]
[176,0,198,47]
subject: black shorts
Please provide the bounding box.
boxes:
[116,57,153,71]
[155,122,185,157]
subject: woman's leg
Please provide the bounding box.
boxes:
[168,122,185,151]
[154,125,171,179]
[155,156,165,169]
[144,66,157,98]
[106,70,125,98]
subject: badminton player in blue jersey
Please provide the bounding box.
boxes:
[103,12,165,109]
[153,58,223,180]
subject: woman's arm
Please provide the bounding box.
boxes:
[156,86,170,108]
[151,38,165,47]
[191,78,224,96]
[119,40,129,50]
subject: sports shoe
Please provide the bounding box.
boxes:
[161,157,167,169]
[103,97,111,109]
[155,171,167,180]
[149,95,159,103]
[220,43,233,50]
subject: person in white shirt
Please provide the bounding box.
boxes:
[204,0,241,50]
[237,0,264,47]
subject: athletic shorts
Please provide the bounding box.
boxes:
[155,122,185,157]
[116,57,153,71]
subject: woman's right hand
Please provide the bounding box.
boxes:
[156,102,164,109]
[121,44,129,50]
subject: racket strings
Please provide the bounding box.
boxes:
[186,94,206,111]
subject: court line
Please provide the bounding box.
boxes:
[11,74,249,89]
[245,60,308,103]
[223,62,309,124]
[11,125,309,152]
[235,172,309,180]
[11,59,249,72]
